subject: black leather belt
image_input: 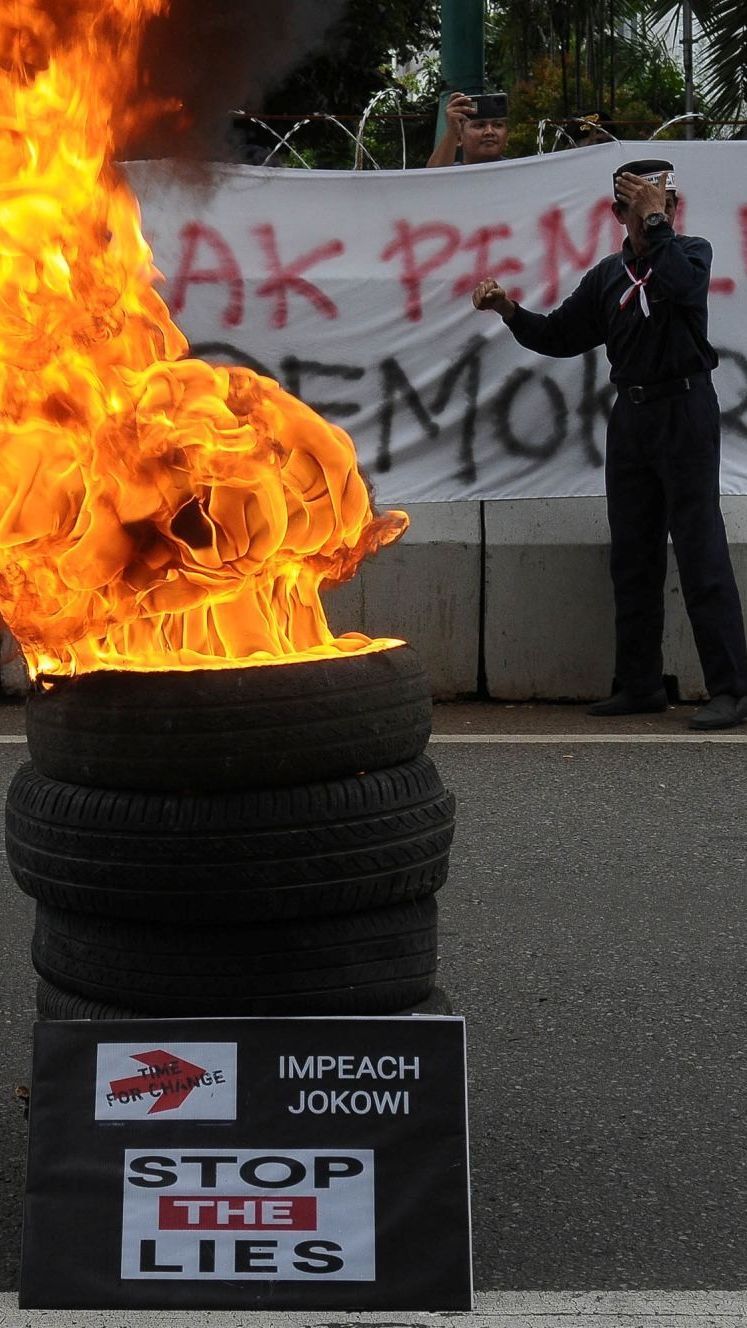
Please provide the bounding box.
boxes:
[624,373,709,404]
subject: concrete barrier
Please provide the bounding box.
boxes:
[0,626,29,698]
[324,501,482,700]
[327,496,747,703]
[2,496,746,702]
[483,498,614,701]
[484,495,747,701]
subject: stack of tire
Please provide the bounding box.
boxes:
[6,645,455,1020]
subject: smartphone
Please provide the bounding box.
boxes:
[469,93,509,120]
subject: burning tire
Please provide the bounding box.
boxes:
[26,645,431,792]
[31,897,438,1016]
[7,757,454,922]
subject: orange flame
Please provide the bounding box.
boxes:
[0,0,407,676]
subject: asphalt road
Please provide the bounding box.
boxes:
[1,702,746,1294]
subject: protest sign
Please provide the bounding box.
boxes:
[21,1016,471,1310]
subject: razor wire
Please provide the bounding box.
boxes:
[237,108,746,169]
[235,91,406,171]
[649,111,708,138]
[354,89,408,170]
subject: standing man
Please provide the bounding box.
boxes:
[472,158,747,730]
[426,91,508,168]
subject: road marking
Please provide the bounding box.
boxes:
[1,1290,746,1325]
[0,734,26,743]
[430,732,747,744]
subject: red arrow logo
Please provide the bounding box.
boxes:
[109,1049,207,1115]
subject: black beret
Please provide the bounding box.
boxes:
[613,159,675,198]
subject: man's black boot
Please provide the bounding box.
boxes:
[587,687,668,717]
[689,694,747,731]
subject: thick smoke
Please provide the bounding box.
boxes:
[122,0,348,160]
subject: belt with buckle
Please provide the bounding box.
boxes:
[625,373,708,404]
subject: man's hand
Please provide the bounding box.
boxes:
[614,170,667,219]
[472,278,515,319]
[444,91,477,136]
[426,91,476,166]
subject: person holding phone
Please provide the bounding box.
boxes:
[426,91,509,168]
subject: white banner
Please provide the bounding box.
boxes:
[126,142,747,503]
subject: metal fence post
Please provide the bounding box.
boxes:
[434,0,486,145]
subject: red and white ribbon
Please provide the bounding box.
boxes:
[620,262,653,317]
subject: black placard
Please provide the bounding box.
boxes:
[20,1016,471,1310]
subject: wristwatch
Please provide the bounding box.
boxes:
[644,211,667,230]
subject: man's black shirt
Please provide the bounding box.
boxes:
[509,222,718,385]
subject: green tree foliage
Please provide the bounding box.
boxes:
[647,0,747,128]
[486,3,694,155]
[249,0,439,168]
[235,0,731,168]
[503,56,674,156]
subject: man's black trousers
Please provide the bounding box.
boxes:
[605,380,747,699]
